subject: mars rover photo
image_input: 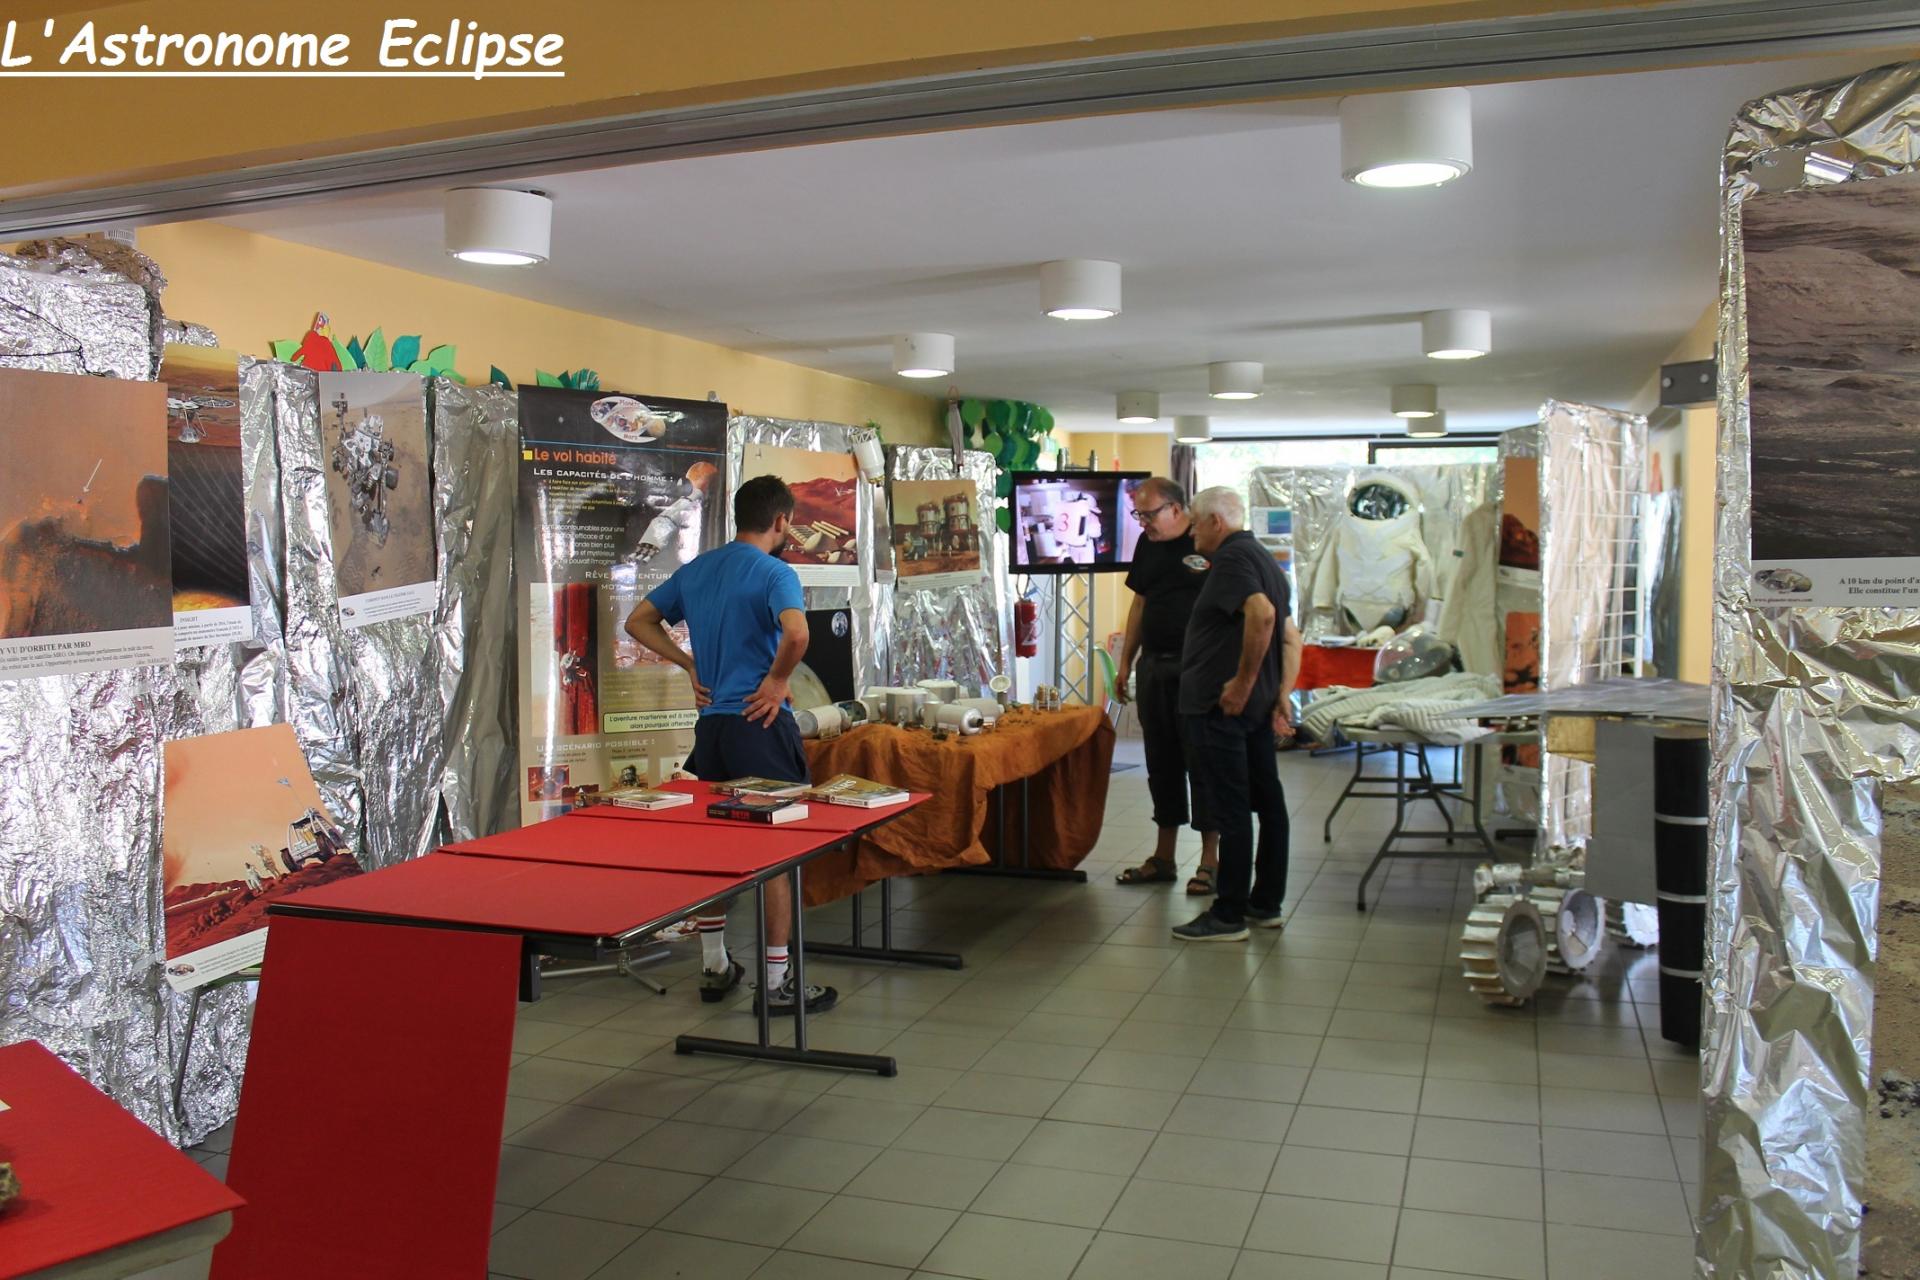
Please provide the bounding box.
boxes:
[328,389,401,546]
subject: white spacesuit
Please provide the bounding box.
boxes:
[1312,474,1435,633]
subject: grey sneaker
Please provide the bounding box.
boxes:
[698,960,745,1003]
[1171,911,1249,943]
[753,976,839,1015]
[1245,909,1285,930]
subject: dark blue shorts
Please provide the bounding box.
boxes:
[689,711,810,785]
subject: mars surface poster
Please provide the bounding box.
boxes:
[737,442,860,587]
[515,386,728,823]
[0,367,173,681]
[162,723,363,991]
[317,370,436,628]
[162,346,253,648]
[1745,172,1920,607]
[890,477,984,590]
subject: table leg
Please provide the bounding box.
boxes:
[1324,741,1373,842]
[677,865,899,1075]
[805,874,965,969]
[952,779,1089,883]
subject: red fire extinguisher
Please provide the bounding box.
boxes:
[1015,597,1039,657]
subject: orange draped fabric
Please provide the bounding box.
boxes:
[800,705,1115,903]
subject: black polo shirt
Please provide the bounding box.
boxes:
[1179,530,1291,716]
[1124,528,1205,657]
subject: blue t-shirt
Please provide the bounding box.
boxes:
[647,541,804,717]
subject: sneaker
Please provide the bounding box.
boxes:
[1245,909,1286,930]
[753,976,839,1015]
[698,960,745,1003]
[1171,911,1249,943]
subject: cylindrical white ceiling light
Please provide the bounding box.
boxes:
[1209,361,1264,400]
[1039,259,1121,320]
[892,332,954,379]
[1391,383,1439,418]
[1406,411,1448,438]
[1423,309,1492,360]
[1116,391,1160,424]
[1339,88,1473,189]
[1173,415,1212,444]
[444,187,552,265]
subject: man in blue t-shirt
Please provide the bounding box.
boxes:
[624,475,836,1015]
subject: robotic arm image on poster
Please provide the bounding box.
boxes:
[1310,473,1435,639]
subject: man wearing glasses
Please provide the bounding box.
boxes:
[1113,478,1221,895]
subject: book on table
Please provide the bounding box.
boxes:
[592,787,695,811]
[706,795,811,824]
[806,774,910,808]
[710,776,811,798]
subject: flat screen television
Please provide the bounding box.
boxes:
[1009,471,1150,574]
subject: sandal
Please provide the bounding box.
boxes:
[1117,857,1178,886]
[1186,866,1217,897]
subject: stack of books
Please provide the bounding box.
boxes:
[590,787,694,811]
[806,774,911,809]
[706,793,810,824]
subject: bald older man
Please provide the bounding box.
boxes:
[1172,485,1302,943]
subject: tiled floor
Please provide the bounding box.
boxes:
[145,734,1701,1280]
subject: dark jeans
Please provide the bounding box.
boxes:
[1183,707,1288,924]
[1136,653,1213,832]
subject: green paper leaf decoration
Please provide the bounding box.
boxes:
[986,400,1015,433]
[345,336,366,369]
[364,327,390,372]
[535,370,562,387]
[959,399,985,429]
[1033,407,1055,435]
[1011,402,1033,435]
[391,335,422,369]
[995,506,1013,534]
[271,339,300,363]
[980,430,1001,456]
[328,335,354,371]
[407,359,432,374]
[490,366,513,387]
[424,344,457,376]
[1016,436,1040,468]
[445,369,468,385]
[995,472,1013,498]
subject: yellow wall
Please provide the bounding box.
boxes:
[138,221,943,439]
[5,0,1738,200]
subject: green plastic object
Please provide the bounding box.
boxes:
[1093,646,1120,702]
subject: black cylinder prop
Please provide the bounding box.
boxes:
[1652,728,1709,1051]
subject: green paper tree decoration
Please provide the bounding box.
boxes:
[956,397,1056,534]
[269,314,468,383]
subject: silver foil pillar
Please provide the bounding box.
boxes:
[1702,60,1920,1279]
[885,446,1009,690]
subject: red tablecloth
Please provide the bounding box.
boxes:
[570,781,931,837]
[0,1041,242,1280]
[1297,644,1378,692]
[283,852,749,939]
[446,810,831,876]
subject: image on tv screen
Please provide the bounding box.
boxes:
[1010,472,1148,573]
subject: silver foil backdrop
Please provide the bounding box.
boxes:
[728,417,889,694]
[1702,60,1920,1279]
[1248,462,1495,641]
[886,446,1009,691]
[430,380,520,843]
[1538,400,1647,849]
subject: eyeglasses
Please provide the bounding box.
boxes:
[1130,502,1174,524]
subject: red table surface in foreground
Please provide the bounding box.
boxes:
[570,780,933,837]
[445,809,833,876]
[283,850,748,939]
[0,1041,242,1280]
[1297,643,1378,692]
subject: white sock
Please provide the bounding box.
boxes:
[697,916,729,972]
[765,945,790,989]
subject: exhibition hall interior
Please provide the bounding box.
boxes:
[2,4,1918,1279]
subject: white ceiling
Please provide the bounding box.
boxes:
[216,50,1883,438]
